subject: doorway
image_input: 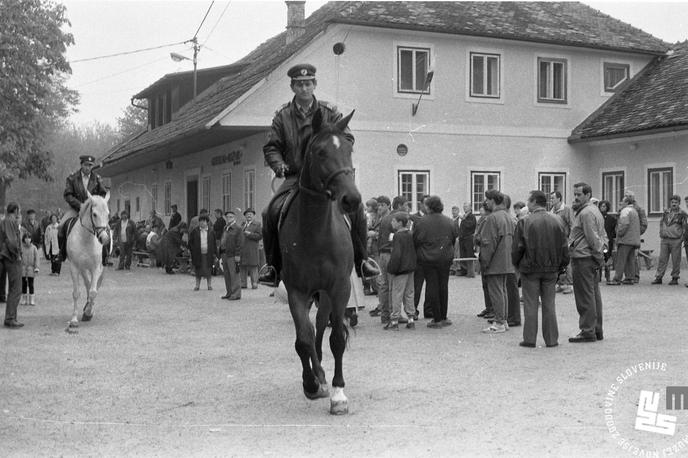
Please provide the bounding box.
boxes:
[186,178,198,222]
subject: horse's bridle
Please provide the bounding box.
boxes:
[299,135,354,200]
[80,201,109,239]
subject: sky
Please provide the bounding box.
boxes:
[62,0,688,128]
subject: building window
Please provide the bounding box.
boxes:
[398,46,430,94]
[164,181,171,216]
[398,170,429,213]
[135,196,140,214]
[602,172,624,213]
[151,184,158,213]
[244,168,255,211]
[201,176,211,213]
[470,52,500,98]
[538,57,567,103]
[648,167,673,215]
[604,62,629,92]
[471,171,500,212]
[117,199,120,214]
[222,172,231,212]
[539,172,566,205]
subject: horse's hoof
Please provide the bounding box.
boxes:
[330,400,348,415]
[81,314,93,322]
[65,323,79,334]
[304,383,329,400]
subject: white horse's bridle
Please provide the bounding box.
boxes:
[80,200,109,241]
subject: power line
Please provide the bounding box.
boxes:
[69,41,187,64]
[193,1,215,40]
[202,1,231,47]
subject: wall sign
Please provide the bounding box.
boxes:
[211,149,243,166]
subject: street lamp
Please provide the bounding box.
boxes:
[170,37,199,97]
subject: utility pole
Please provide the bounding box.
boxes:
[192,37,199,98]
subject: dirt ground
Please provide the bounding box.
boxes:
[1,258,687,457]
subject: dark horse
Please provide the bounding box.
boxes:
[280,109,358,415]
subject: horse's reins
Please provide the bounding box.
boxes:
[298,134,353,200]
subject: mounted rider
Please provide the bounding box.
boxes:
[58,155,109,260]
[258,63,380,287]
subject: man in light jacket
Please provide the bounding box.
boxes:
[568,183,607,343]
[607,196,640,285]
[478,189,515,334]
[652,195,687,285]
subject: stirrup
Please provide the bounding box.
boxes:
[361,257,381,280]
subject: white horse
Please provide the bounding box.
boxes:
[66,191,111,331]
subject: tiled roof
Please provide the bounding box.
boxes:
[102,2,670,167]
[570,41,688,142]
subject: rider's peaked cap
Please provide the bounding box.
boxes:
[80,155,96,164]
[243,208,255,216]
[288,63,316,81]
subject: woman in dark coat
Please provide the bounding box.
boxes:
[189,215,217,290]
[159,222,188,274]
[412,195,458,328]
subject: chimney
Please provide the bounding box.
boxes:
[285,1,306,45]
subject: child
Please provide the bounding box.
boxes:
[21,232,40,306]
[385,212,417,330]
[44,213,62,275]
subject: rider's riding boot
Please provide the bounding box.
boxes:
[258,265,279,288]
[361,258,380,279]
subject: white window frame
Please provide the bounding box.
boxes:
[393,41,434,99]
[222,171,232,213]
[536,56,568,105]
[471,171,501,213]
[602,61,630,94]
[469,52,501,99]
[201,175,211,213]
[164,181,172,216]
[397,170,430,213]
[243,167,255,211]
[647,166,674,216]
[601,171,625,213]
[539,172,567,204]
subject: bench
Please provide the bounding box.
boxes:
[133,250,155,267]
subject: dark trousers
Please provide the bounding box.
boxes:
[571,257,603,337]
[262,177,369,276]
[413,263,431,317]
[421,262,451,322]
[21,277,35,294]
[0,266,6,301]
[222,255,241,299]
[118,241,134,269]
[506,272,521,325]
[50,255,62,274]
[481,274,494,313]
[1,258,22,322]
[458,237,475,277]
[521,271,559,346]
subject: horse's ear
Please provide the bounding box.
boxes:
[335,110,355,132]
[312,108,324,134]
[104,190,110,203]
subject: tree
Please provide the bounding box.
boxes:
[116,102,148,142]
[0,0,78,208]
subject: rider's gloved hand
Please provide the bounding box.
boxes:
[273,164,289,178]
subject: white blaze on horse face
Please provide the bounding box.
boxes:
[330,135,341,150]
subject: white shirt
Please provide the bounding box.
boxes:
[120,220,128,243]
[81,172,91,193]
[200,228,208,254]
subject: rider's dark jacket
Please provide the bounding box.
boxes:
[64,170,108,212]
[263,97,354,177]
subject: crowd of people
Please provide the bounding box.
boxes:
[362,183,688,347]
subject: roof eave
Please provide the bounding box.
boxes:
[568,124,688,144]
[329,19,669,56]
